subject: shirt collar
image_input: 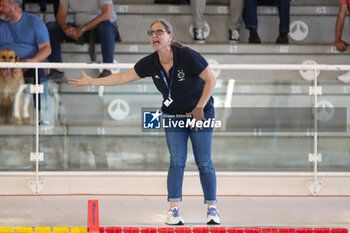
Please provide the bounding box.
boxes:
[154,44,178,70]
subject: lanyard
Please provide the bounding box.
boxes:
[160,70,172,97]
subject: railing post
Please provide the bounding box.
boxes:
[306,68,323,195]
[28,66,45,194]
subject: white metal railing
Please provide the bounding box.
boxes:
[2,171,350,177]
[1,62,350,70]
[1,62,350,195]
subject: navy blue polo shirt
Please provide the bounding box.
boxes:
[134,45,214,115]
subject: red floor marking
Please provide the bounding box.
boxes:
[315,229,330,233]
[280,229,296,233]
[106,227,122,233]
[141,228,157,233]
[263,229,278,233]
[175,227,192,233]
[297,228,313,233]
[158,228,175,233]
[246,228,262,233]
[124,228,140,233]
[227,228,244,233]
[193,227,209,233]
[332,229,348,233]
[210,228,227,233]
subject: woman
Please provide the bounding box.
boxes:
[69,20,220,225]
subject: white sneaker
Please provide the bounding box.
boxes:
[193,28,205,44]
[337,71,350,84]
[207,205,221,225]
[229,29,240,44]
[166,207,184,225]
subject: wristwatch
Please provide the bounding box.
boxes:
[80,25,86,32]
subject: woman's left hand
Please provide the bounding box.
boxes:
[187,108,206,130]
[68,70,93,87]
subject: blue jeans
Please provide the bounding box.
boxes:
[165,108,217,204]
[244,0,290,32]
[46,21,119,63]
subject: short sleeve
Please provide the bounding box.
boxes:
[134,54,154,79]
[183,47,208,76]
[34,18,50,45]
[339,0,347,4]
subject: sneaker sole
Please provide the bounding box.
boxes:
[166,221,184,225]
[207,219,220,225]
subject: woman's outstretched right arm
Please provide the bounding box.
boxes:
[68,68,141,87]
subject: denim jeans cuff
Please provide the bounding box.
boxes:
[168,198,182,202]
[245,24,257,29]
[204,200,217,204]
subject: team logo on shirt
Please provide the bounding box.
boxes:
[177,70,185,82]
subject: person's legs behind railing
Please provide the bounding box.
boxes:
[276,0,290,44]
[46,22,76,81]
[95,21,120,78]
[243,0,261,43]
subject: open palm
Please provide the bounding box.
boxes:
[68,70,92,87]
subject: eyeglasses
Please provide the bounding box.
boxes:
[147,29,168,37]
